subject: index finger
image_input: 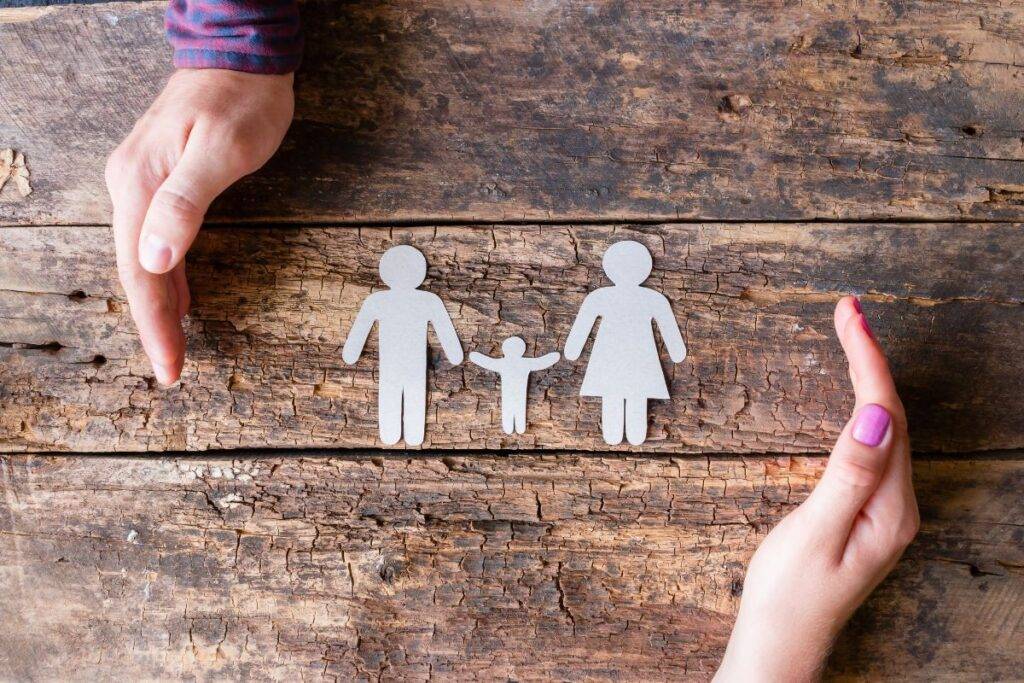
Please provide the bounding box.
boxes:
[833,297,916,556]
[107,152,186,385]
[834,296,904,422]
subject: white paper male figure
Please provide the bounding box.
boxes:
[342,245,464,446]
[469,336,560,435]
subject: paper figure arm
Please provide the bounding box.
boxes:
[564,295,599,361]
[429,297,465,365]
[528,351,561,371]
[468,352,502,372]
[654,296,687,363]
[341,298,378,364]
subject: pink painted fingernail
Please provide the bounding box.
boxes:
[139,233,172,272]
[860,314,875,340]
[852,403,891,447]
[852,297,863,314]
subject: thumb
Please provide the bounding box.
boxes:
[137,137,244,274]
[807,403,893,531]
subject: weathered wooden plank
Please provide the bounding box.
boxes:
[2,223,1022,453]
[4,0,1024,224]
[0,453,1020,680]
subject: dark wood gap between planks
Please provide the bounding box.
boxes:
[4,216,1024,231]
[6,448,1022,461]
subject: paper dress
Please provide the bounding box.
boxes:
[469,337,560,434]
[564,240,687,446]
[342,245,464,446]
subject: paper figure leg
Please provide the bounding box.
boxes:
[378,384,402,445]
[625,397,648,446]
[501,403,515,434]
[500,382,514,433]
[514,406,527,435]
[402,374,427,446]
[601,398,625,445]
[514,386,528,434]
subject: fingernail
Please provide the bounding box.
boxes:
[152,362,177,386]
[860,314,875,340]
[852,403,891,447]
[139,233,172,272]
[852,297,863,314]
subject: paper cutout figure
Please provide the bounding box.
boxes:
[564,240,687,446]
[470,337,560,435]
[342,245,464,446]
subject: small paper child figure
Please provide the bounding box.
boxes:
[469,337,560,435]
[342,245,464,446]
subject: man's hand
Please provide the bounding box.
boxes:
[105,68,294,384]
[715,296,920,682]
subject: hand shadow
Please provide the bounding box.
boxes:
[825,453,1022,677]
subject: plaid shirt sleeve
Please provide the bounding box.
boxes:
[165,0,303,75]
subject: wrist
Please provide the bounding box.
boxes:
[716,644,828,683]
[715,614,835,682]
[172,68,293,86]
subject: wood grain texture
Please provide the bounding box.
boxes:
[4,0,1024,225]
[2,223,1022,454]
[1,453,1020,680]
[3,2,1020,679]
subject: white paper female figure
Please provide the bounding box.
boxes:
[564,240,687,445]
[342,245,464,446]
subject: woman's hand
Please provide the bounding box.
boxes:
[105,68,294,385]
[715,296,919,682]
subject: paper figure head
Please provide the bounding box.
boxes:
[379,245,427,289]
[603,240,652,286]
[501,336,527,357]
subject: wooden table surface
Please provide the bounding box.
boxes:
[1,1,1022,680]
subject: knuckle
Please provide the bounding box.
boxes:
[832,454,884,489]
[878,511,919,556]
[219,128,265,174]
[115,257,138,283]
[221,125,249,149]
[895,509,921,548]
[115,261,146,293]
[106,143,162,194]
[104,145,133,188]
[151,186,205,221]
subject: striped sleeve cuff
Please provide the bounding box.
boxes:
[166,0,303,75]
[172,48,302,74]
